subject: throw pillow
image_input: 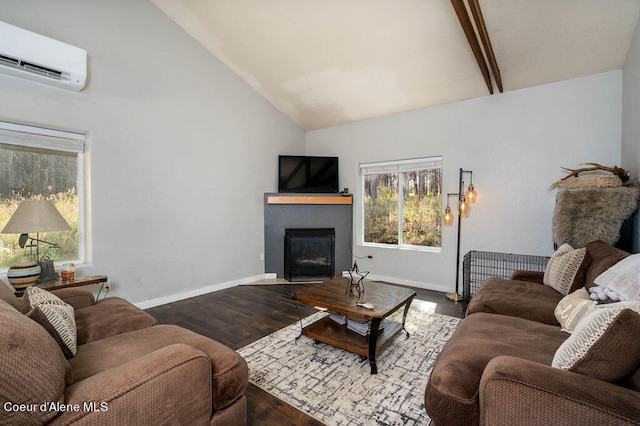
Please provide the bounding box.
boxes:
[543,244,591,295]
[552,307,640,383]
[0,279,29,313]
[25,286,77,358]
[554,288,596,332]
[589,300,640,314]
[584,240,630,291]
[0,299,72,424]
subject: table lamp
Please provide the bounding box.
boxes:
[1,200,71,282]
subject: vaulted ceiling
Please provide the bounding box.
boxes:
[150,0,640,130]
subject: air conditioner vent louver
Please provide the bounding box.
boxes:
[0,54,19,67]
[0,53,64,81]
[0,21,86,91]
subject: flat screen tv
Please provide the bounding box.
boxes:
[278,155,339,193]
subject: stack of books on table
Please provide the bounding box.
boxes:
[328,311,346,325]
[327,311,385,335]
[346,316,385,336]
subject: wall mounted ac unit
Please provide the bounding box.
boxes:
[0,21,87,91]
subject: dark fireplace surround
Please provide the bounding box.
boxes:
[264,193,353,280]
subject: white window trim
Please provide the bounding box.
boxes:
[0,120,87,267]
[360,156,442,175]
[0,121,84,153]
[360,156,442,252]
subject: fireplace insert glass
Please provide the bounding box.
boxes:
[284,228,335,281]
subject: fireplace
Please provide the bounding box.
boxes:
[264,193,352,279]
[284,228,335,282]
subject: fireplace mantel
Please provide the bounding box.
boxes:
[267,194,352,205]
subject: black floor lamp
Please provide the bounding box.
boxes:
[443,168,477,302]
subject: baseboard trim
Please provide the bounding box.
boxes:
[135,273,452,310]
[135,274,267,310]
[367,274,452,294]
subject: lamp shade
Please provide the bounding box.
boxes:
[465,183,478,203]
[443,205,455,226]
[458,199,470,217]
[1,200,71,234]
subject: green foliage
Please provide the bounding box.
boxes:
[402,193,442,246]
[0,191,79,268]
[364,186,399,244]
[364,184,442,247]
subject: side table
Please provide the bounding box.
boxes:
[14,275,109,298]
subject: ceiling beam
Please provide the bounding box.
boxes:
[468,0,503,93]
[450,0,493,94]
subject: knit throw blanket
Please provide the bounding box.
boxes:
[553,186,640,248]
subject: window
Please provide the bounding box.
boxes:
[0,122,85,269]
[361,156,442,249]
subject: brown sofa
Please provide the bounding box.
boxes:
[425,241,640,425]
[0,282,248,425]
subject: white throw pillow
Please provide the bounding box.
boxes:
[554,288,596,332]
[543,244,590,295]
[25,286,77,358]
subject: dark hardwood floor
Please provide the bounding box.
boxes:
[145,282,465,426]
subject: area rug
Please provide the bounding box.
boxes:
[237,306,460,425]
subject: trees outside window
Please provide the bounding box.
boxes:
[0,123,85,269]
[362,157,442,249]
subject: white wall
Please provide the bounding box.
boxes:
[307,72,623,292]
[0,0,305,305]
[0,0,628,302]
[622,18,640,253]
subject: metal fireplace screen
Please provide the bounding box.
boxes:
[284,228,335,282]
[463,251,550,301]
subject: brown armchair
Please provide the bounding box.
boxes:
[0,282,248,425]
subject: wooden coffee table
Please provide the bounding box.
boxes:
[291,278,416,374]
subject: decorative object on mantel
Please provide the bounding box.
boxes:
[443,168,478,302]
[345,261,368,294]
[548,162,631,190]
[549,163,639,250]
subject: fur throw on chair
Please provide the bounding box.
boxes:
[553,186,640,248]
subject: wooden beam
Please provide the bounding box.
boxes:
[468,0,503,92]
[450,0,493,94]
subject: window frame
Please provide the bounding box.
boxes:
[0,121,86,268]
[360,156,442,252]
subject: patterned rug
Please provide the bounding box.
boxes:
[237,304,461,425]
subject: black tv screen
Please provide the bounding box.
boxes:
[278,155,339,193]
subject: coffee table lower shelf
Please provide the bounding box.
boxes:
[302,316,404,368]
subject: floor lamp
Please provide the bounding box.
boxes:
[443,168,477,302]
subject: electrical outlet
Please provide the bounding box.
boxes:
[260,253,265,261]
[103,282,111,291]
